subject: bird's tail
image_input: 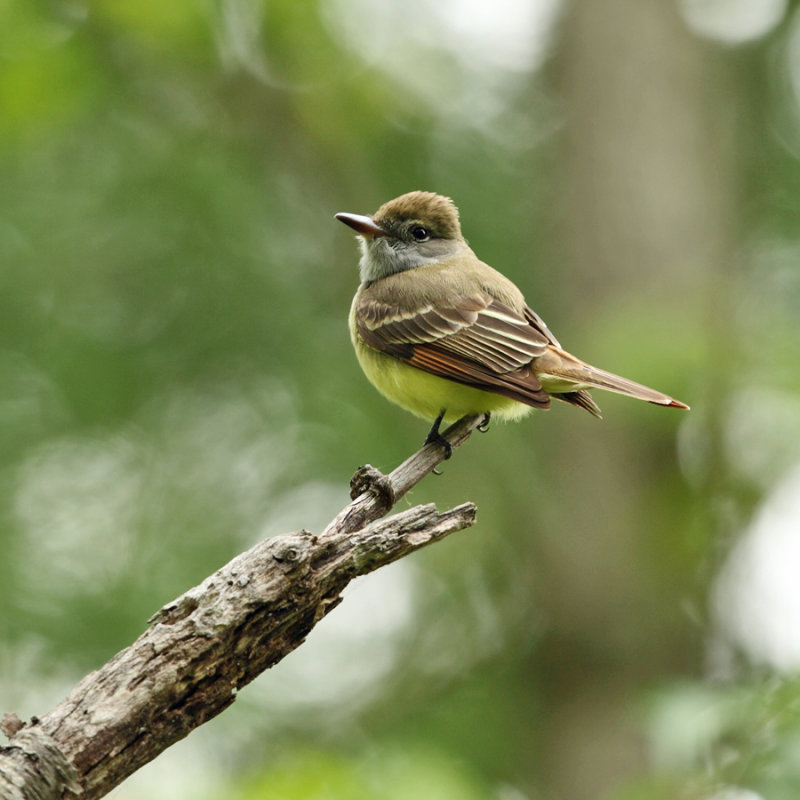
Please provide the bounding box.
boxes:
[533,346,689,416]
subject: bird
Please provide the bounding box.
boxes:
[336,191,688,452]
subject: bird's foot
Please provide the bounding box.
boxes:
[425,431,452,460]
[477,412,491,433]
[424,411,451,474]
[424,411,452,460]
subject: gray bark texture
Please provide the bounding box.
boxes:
[0,415,484,800]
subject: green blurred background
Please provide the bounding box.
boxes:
[3,1,800,798]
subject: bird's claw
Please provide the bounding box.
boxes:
[423,411,452,458]
[424,410,452,474]
[424,431,452,460]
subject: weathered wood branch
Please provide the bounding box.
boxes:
[0,415,485,800]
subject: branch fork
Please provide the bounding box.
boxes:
[0,415,485,800]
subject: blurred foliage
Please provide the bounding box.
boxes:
[2,1,800,799]
[229,746,493,800]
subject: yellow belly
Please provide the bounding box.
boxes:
[353,336,534,424]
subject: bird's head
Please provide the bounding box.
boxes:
[336,191,466,283]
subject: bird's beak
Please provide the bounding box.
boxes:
[335,212,388,238]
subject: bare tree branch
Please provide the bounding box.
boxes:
[0,415,485,800]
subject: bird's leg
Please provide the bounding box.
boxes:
[477,412,491,432]
[424,410,452,465]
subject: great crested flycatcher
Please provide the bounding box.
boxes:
[336,191,688,446]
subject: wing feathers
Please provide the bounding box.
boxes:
[354,284,687,416]
[356,291,551,409]
[358,295,548,368]
[406,346,551,408]
[451,330,533,371]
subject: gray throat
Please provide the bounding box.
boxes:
[358,237,464,283]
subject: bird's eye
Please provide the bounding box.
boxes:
[410,226,430,242]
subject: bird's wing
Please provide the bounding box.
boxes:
[524,305,562,348]
[355,292,552,407]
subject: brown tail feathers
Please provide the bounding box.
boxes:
[533,346,689,417]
